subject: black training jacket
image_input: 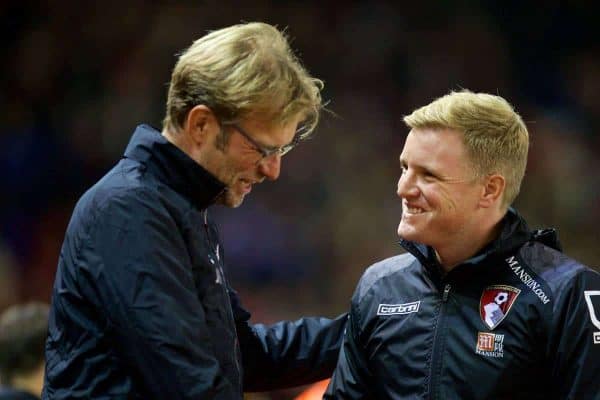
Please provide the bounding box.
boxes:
[43,124,346,399]
[325,209,600,399]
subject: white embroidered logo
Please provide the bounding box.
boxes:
[583,291,600,344]
[377,301,420,316]
[505,256,550,304]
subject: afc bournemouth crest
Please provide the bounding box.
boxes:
[479,285,520,330]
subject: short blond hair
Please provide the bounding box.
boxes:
[0,302,49,383]
[163,22,323,137]
[404,90,529,207]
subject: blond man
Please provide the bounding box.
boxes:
[325,91,600,399]
[43,23,345,399]
[0,302,48,400]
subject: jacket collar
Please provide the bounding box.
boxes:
[399,208,561,278]
[123,124,225,210]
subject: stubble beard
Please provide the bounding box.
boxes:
[216,187,244,208]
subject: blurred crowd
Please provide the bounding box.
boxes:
[1,1,598,395]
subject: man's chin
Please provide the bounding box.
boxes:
[397,222,422,242]
[216,190,246,208]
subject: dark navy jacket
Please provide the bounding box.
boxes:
[43,125,345,399]
[325,210,600,399]
[0,387,39,400]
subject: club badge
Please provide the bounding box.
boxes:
[479,285,520,330]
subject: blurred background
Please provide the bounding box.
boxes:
[1,1,599,398]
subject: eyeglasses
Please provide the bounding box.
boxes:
[226,123,305,161]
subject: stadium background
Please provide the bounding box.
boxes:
[1,1,598,398]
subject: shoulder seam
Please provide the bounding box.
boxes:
[356,253,416,302]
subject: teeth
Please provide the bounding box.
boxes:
[406,207,424,214]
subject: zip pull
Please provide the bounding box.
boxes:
[442,283,451,302]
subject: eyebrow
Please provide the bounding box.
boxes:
[400,158,440,177]
[267,142,285,152]
[244,126,296,151]
[255,138,279,152]
[264,134,300,152]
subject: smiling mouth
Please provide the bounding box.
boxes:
[239,179,254,193]
[404,206,425,215]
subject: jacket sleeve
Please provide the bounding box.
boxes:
[230,288,347,392]
[323,302,374,400]
[79,190,238,399]
[546,268,600,400]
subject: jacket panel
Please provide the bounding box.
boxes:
[45,163,239,399]
[526,244,600,399]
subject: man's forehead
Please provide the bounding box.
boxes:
[404,128,464,151]
[400,128,471,170]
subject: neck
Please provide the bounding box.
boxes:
[162,128,204,168]
[435,210,505,272]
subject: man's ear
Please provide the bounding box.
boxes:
[183,105,218,145]
[479,174,505,208]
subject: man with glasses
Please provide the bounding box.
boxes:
[43,22,346,399]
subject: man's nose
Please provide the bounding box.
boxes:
[259,154,281,180]
[397,171,419,199]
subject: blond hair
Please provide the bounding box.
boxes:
[403,90,529,207]
[163,22,323,137]
[0,302,49,383]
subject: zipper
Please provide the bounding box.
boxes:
[442,283,451,302]
[427,283,451,399]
